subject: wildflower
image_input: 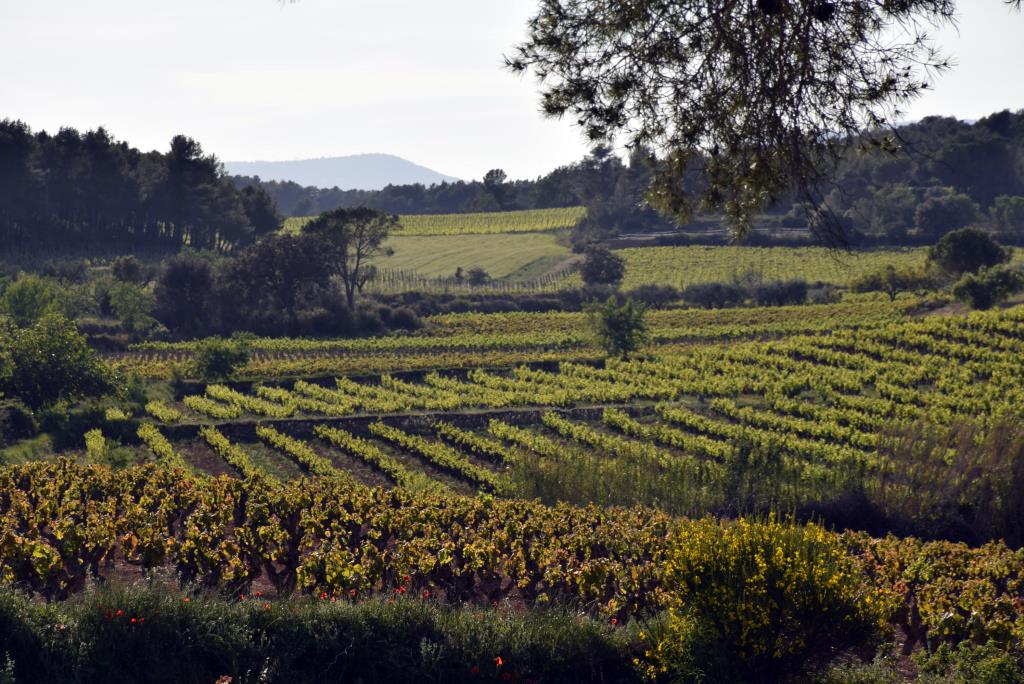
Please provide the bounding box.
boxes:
[470,665,480,675]
[239,594,246,602]
[320,591,328,600]
[402,574,411,584]
[422,589,430,599]
[349,588,357,598]
[105,612,112,620]
[183,597,190,603]
[254,591,263,598]
[116,609,123,617]
[264,602,271,611]
[610,617,618,625]
[494,656,504,667]
[130,618,137,624]
[396,586,406,595]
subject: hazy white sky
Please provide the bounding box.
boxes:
[2,1,1022,181]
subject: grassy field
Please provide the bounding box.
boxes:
[377,232,571,280]
[283,206,586,236]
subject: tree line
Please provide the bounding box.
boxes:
[0,121,280,254]
[235,110,1024,249]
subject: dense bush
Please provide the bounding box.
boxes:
[0,399,37,446]
[751,279,808,306]
[649,517,880,682]
[624,284,681,307]
[681,279,809,309]
[0,273,59,327]
[681,281,747,309]
[191,335,253,382]
[0,313,112,409]
[580,245,626,286]
[952,266,1024,310]
[928,227,1011,275]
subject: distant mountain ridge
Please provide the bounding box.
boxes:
[224,154,460,191]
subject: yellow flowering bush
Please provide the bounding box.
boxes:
[648,517,882,680]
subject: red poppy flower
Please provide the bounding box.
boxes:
[402,574,411,584]
[470,666,480,675]
[254,591,262,598]
[320,592,328,600]
[239,594,246,602]
[183,597,190,603]
[130,618,137,624]
[422,590,430,599]
[264,602,271,610]
[610,617,618,625]
[349,589,358,598]
[396,586,406,594]
[116,610,123,617]
[494,656,504,667]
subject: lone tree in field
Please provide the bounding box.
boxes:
[580,245,626,287]
[509,0,1022,243]
[303,207,397,310]
[928,227,1012,276]
[587,296,648,360]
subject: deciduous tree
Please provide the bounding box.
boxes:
[303,207,396,310]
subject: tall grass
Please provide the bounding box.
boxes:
[0,582,636,684]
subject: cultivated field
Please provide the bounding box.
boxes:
[283,206,587,236]
[578,244,1024,290]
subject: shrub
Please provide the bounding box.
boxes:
[580,245,626,286]
[751,279,808,307]
[928,228,1011,276]
[1,313,112,409]
[952,266,1024,310]
[466,267,490,286]
[0,399,37,447]
[191,335,253,381]
[681,282,747,309]
[110,255,146,284]
[808,284,841,305]
[0,274,59,328]
[84,428,107,461]
[625,284,681,308]
[387,307,421,332]
[650,517,880,681]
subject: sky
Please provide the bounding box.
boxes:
[2,1,1023,182]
